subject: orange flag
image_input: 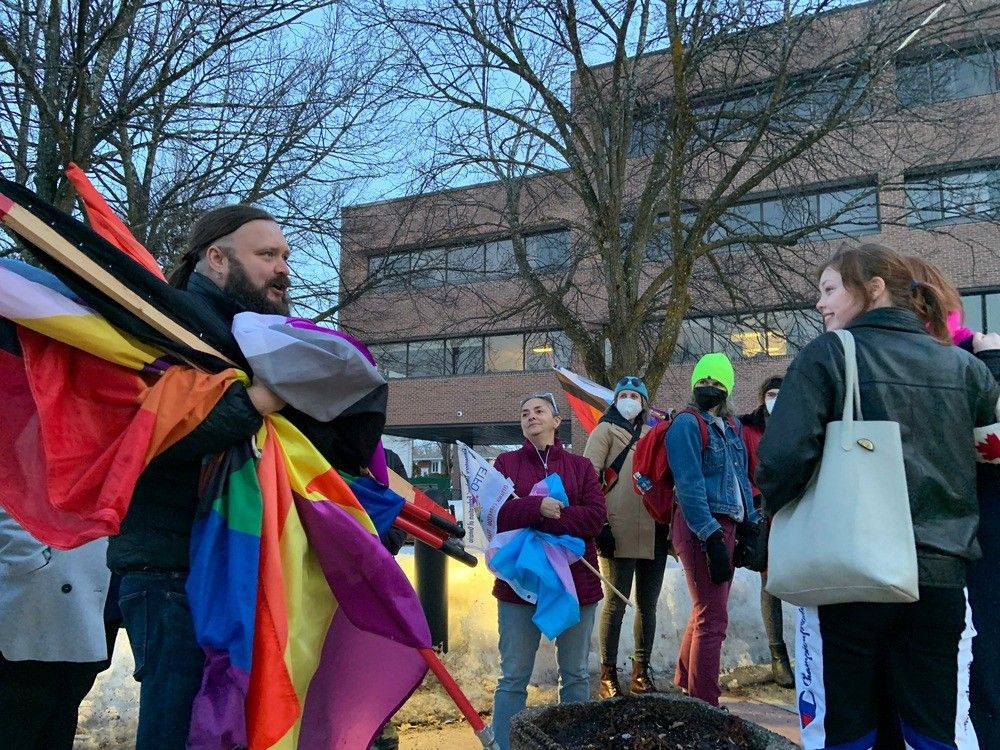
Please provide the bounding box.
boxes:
[64,163,166,280]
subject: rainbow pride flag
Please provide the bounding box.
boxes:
[0,258,431,748]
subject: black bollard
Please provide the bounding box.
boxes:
[414,486,449,652]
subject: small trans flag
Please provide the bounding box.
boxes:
[457,443,585,640]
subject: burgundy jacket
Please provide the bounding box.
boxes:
[492,439,607,606]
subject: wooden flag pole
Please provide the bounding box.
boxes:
[0,192,236,366]
[578,556,636,609]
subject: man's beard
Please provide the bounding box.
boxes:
[223,258,290,315]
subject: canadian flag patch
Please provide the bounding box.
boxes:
[975,423,1000,465]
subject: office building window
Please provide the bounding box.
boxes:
[367,230,568,289]
[898,47,1000,107]
[695,184,879,253]
[525,231,571,271]
[961,291,1000,332]
[525,331,572,370]
[485,334,525,372]
[368,253,411,291]
[447,337,484,375]
[409,249,447,289]
[906,165,1000,226]
[407,340,445,377]
[484,239,516,277]
[447,244,486,285]
[370,342,408,379]
[669,308,822,364]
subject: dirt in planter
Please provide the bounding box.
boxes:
[539,701,756,750]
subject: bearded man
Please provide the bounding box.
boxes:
[110,206,289,750]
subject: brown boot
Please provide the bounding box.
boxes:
[598,664,622,699]
[629,660,658,694]
[770,644,794,688]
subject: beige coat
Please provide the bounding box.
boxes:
[583,420,656,559]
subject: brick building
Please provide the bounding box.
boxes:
[340,1,1000,451]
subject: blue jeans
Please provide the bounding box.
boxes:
[491,601,597,750]
[118,571,205,750]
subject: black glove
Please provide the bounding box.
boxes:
[382,527,408,556]
[703,529,733,584]
[596,523,616,558]
[734,519,768,572]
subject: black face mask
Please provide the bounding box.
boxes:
[693,385,727,411]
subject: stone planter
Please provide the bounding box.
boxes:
[510,694,799,750]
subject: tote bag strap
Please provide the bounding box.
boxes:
[832,329,864,449]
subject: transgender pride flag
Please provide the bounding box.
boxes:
[458,443,584,640]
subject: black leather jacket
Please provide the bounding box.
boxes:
[757,307,1000,588]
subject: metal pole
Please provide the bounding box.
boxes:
[414,486,449,651]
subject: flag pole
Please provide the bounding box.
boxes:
[577,557,636,609]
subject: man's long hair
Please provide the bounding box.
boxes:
[166,205,275,289]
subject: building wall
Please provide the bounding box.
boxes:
[340,2,1000,444]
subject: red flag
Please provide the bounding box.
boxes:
[65,163,166,280]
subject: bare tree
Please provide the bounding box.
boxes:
[353,0,1000,394]
[0,0,405,315]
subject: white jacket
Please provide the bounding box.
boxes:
[0,508,110,662]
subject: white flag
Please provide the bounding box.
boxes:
[457,441,514,548]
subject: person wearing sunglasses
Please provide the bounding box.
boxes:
[583,376,670,699]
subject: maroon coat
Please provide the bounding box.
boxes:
[738,411,765,501]
[492,438,607,606]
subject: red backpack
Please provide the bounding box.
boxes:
[631,408,710,524]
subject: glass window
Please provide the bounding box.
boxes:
[524,331,571,370]
[447,244,485,285]
[962,294,985,333]
[526,231,570,271]
[671,317,714,364]
[484,239,515,277]
[485,334,524,372]
[407,340,444,377]
[766,309,824,353]
[906,167,1000,226]
[368,253,411,290]
[985,293,1000,331]
[446,337,484,375]
[814,187,879,238]
[898,48,1000,106]
[409,249,447,289]
[370,342,407,379]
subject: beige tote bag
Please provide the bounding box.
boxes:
[766,329,919,607]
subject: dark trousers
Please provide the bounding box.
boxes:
[598,554,668,665]
[794,586,977,750]
[968,487,1000,750]
[0,656,104,750]
[118,571,206,750]
[0,612,117,750]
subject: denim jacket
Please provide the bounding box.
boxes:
[665,409,759,541]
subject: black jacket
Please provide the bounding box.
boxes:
[107,274,263,572]
[757,308,1000,588]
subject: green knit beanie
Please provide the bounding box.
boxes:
[691,352,735,394]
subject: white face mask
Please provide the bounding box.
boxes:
[616,398,642,421]
[765,396,777,414]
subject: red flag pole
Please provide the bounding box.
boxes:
[418,647,499,749]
